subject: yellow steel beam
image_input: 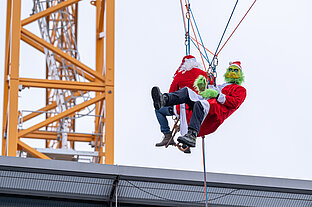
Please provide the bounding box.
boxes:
[18,94,105,138]
[7,0,22,157]
[104,0,115,165]
[21,28,105,82]
[2,0,12,156]
[23,102,58,123]
[23,91,86,122]
[20,34,95,82]
[94,0,105,136]
[18,140,51,159]
[21,0,81,26]
[22,131,94,142]
[19,78,105,92]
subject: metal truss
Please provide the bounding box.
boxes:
[2,0,115,164]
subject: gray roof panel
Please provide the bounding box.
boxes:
[1,156,312,207]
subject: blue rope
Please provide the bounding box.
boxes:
[202,136,208,207]
[190,39,210,63]
[179,0,188,55]
[186,4,191,55]
[187,1,211,65]
[179,0,187,34]
[211,0,239,67]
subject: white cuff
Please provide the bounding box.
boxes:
[217,93,226,104]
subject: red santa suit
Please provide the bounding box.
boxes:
[181,83,247,137]
[168,56,208,135]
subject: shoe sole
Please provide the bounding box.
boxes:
[177,136,196,148]
[151,86,162,110]
[184,148,191,154]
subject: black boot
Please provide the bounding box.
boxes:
[155,132,175,147]
[182,144,191,154]
[151,86,168,110]
[177,128,198,148]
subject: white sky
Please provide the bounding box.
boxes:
[1,0,312,180]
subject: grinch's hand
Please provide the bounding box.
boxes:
[193,75,207,92]
[199,89,219,99]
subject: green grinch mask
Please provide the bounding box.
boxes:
[224,65,244,85]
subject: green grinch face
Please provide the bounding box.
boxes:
[224,65,244,85]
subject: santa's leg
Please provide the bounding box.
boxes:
[177,101,205,148]
[154,106,176,147]
[151,86,194,110]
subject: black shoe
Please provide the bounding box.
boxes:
[151,86,166,110]
[182,144,191,154]
[155,132,175,147]
[177,129,198,148]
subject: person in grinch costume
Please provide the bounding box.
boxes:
[151,61,246,148]
[154,55,208,148]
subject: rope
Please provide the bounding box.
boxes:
[210,0,239,67]
[186,4,191,55]
[202,136,208,207]
[189,11,207,71]
[187,0,211,65]
[190,39,210,64]
[180,0,189,55]
[179,0,187,34]
[180,0,213,68]
[216,0,257,56]
[190,36,214,56]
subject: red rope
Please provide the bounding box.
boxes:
[190,36,214,56]
[189,16,207,71]
[217,0,257,56]
[180,0,187,32]
[181,0,209,71]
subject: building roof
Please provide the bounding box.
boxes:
[0,156,312,206]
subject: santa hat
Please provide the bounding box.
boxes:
[174,55,202,76]
[181,55,196,63]
[229,61,242,70]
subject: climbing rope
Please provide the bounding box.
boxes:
[216,0,257,56]
[202,136,208,207]
[187,0,211,65]
[178,1,257,206]
[180,0,191,55]
[180,0,211,68]
[210,0,239,67]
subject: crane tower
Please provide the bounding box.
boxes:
[2,0,114,164]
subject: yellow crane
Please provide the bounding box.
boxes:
[2,0,114,164]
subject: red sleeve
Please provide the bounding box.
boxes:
[169,75,179,93]
[218,86,246,109]
[200,70,209,79]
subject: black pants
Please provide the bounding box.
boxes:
[165,87,205,133]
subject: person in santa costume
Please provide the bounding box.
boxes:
[152,61,246,148]
[154,55,208,148]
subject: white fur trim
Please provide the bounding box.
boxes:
[178,58,203,73]
[229,63,242,70]
[179,104,188,136]
[186,88,210,117]
[216,83,231,104]
[217,93,226,104]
